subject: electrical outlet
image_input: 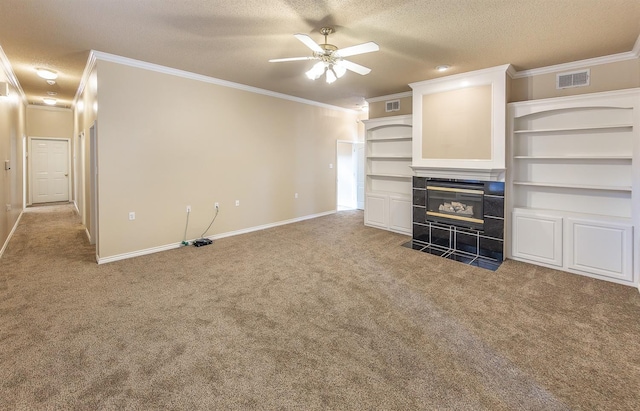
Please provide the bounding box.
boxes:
[186,205,191,213]
[5,204,10,212]
[329,163,333,169]
[295,193,298,199]
[128,212,135,221]
[215,202,219,209]
[235,200,240,206]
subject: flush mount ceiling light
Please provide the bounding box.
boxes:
[436,65,450,72]
[269,27,379,84]
[36,68,58,80]
[46,91,57,96]
[42,97,57,105]
[46,80,56,85]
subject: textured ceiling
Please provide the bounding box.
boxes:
[0,0,638,110]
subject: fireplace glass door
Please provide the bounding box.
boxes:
[426,185,484,230]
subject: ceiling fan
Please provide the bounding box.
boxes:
[269,27,379,83]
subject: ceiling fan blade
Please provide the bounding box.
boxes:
[340,60,372,75]
[269,56,316,63]
[335,42,379,57]
[294,33,324,53]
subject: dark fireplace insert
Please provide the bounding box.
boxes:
[426,180,484,230]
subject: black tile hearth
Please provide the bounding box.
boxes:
[402,240,502,272]
[413,176,427,189]
[413,206,426,224]
[413,189,426,207]
[483,216,504,239]
[455,232,478,255]
[413,223,430,243]
[410,177,505,271]
[431,226,451,248]
[484,196,504,218]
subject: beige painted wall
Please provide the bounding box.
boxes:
[368,96,412,119]
[94,60,359,259]
[27,105,73,137]
[421,85,492,160]
[0,71,26,252]
[511,58,640,102]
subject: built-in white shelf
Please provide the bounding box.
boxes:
[513,124,633,134]
[363,114,413,235]
[513,181,632,192]
[368,155,413,160]
[367,173,412,179]
[367,137,412,142]
[507,88,640,286]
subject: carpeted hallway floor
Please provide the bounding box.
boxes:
[1,204,640,410]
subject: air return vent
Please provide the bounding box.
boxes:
[556,69,590,89]
[385,99,400,112]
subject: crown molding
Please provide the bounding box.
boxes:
[0,44,27,105]
[513,34,640,79]
[72,51,97,109]
[80,50,357,114]
[409,64,513,89]
[366,91,412,103]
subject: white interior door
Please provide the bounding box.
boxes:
[32,138,70,204]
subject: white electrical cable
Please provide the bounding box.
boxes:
[182,210,190,245]
[200,206,219,239]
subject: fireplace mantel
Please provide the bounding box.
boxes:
[411,165,505,182]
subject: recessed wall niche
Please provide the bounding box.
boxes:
[421,85,492,160]
[410,64,513,181]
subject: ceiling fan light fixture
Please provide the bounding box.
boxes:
[333,63,347,78]
[326,69,337,84]
[36,68,58,80]
[306,61,326,80]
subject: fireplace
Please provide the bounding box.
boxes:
[426,181,484,230]
[410,177,505,271]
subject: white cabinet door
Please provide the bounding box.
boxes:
[567,218,633,282]
[389,195,412,234]
[512,211,563,267]
[365,193,387,229]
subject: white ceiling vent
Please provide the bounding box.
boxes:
[556,69,590,89]
[385,99,400,112]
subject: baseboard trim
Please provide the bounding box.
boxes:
[0,210,24,259]
[97,210,337,264]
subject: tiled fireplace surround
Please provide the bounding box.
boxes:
[409,177,505,271]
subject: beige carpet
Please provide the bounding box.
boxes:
[1,204,640,410]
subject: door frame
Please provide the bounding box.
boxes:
[27,136,72,206]
[335,140,362,211]
[89,122,98,252]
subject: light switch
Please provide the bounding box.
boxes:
[4,160,9,170]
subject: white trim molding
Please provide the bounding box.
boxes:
[81,50,357,114]
[0,210,24,259]
[513,34,640,79]
[0,44,27,105]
